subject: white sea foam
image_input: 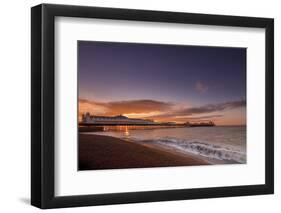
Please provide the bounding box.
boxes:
[143,138,246,163]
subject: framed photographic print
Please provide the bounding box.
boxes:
[31,4,274,209]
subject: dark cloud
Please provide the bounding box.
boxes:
[145,100,246,120]
[195,81,208,93]
[159,114,223,123]
[185,114,223,120]
[79,99,173,115]
[177,100,246,115]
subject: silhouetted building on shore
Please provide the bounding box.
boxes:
[81,112,155,125]
[185,121,215,127]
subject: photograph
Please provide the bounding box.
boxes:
[78,41,247,170]
[30,3,274,209]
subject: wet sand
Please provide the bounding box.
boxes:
[79,134,209,170]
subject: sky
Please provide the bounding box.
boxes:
[78,41,246,125]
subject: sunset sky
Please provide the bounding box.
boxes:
[78,41,246,126]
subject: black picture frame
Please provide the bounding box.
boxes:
[31,3,274,209]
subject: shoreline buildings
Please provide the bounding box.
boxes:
[185,121,215,127]
[81,112,155,125]
[81,112,215,127]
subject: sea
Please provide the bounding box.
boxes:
[87,126,246,164]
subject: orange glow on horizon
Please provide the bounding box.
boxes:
[79,99,246,126]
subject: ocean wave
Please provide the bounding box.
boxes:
[144,138,246,163]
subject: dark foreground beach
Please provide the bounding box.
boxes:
[79,134,209,170]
